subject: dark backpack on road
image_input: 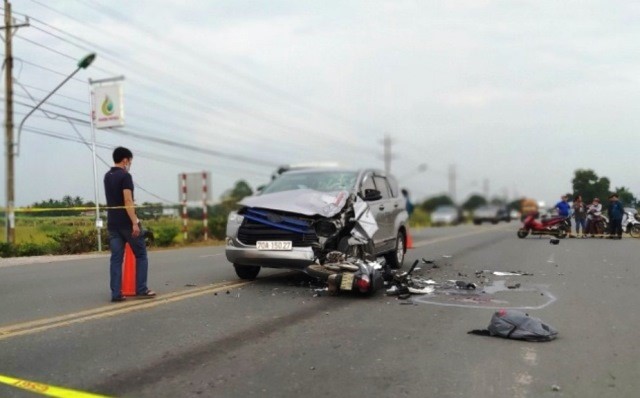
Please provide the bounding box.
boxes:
[469,309,558,342]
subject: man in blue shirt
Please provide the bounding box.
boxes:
[607,193,625,239]
[104,147,156,302]
[555,195,571,232]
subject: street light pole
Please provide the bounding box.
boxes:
[16,54,96,153]
[9,53,96,243]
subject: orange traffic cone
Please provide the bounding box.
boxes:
[406,228,414,249]
[121,243,137,296]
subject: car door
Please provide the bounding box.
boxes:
[358,172,386,249]
[372,174,395,252]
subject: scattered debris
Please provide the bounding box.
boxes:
[454,280,477,290]
[408,286,435,294]
[507,283,521,289]
[550,239,559,245]
[489,271,534,276]
[421,258,440,269]
[551,385,561,392]
[442,255,452,259]
[185,283,197,287]
[468,309,558,342]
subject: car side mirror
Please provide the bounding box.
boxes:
[363,189,382,201]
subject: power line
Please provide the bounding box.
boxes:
[110,127,280,168]
[25,0,377,153]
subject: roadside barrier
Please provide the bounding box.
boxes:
[0,373,110,398]
[121,243,136,296]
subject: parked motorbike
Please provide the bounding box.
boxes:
[517,212,569,239]
[622,211,640,237]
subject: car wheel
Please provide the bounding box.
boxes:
[384,231,406,269]
[473,220,481,225]
[233,264,260,280]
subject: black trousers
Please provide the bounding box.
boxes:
[609,218,623,237]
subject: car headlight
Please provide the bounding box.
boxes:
[227,211,244,224]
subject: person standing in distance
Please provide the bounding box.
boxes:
[607,193,624,240]
[104,147,156,302]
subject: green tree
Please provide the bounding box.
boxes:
[507,198,524,211]
[420,195,454,212]
[230,180,253,201]
[208,180,254,239]
[572,169,610,203]
[462,194,487,211]
[614,186,637,208]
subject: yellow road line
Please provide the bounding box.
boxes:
[0,280,250,341]
[411,225,510,248]
[0,373,110,398]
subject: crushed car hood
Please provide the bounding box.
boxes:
[239,189,350,217]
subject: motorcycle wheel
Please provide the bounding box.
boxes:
[630,224,640,238]
[556,226,568,239]
[517,229,529,239]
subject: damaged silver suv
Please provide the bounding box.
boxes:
[225,168,409,279]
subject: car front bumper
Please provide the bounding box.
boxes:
[225,237,316,269]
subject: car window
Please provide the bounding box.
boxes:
[373,176,391,199]
[360,173,376,196]
[386,175,399,197]
[261,171,358,194]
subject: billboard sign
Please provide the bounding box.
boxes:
[92,82,124,129]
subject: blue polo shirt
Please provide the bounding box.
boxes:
[555,200,570,217]
[104,167,134,229]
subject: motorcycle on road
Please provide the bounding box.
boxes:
[517,212,570,239]
[622,210,640,237]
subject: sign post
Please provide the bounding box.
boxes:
[179,172,212,241]
[89,76,125,251]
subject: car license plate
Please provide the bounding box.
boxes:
[256,241,292,251]
[340,273,354,291]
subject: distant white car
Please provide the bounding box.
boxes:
[431,205,462,226]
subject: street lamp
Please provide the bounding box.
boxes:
[16,53,96,151]
[5,53,96,243]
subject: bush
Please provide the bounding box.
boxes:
[409,207,430,228]
[50,229,101,254]
[208,214,228,240]
[155,226,179,247]
[15,242,52,257]
[187,223,206,242]
[0,242,16,258]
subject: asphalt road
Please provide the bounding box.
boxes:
[1,224,639,398]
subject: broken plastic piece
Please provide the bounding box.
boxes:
[408,286,435,294]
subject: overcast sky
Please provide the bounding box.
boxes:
[2,0,639,209]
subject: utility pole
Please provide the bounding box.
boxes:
[2,0,29,243]
[381,134,394,175]
[448,164,456,204]
[483,178,490,201]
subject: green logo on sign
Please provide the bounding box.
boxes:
[101,96,115,116]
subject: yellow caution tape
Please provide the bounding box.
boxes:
[0,204,169,213]
[0,374,111,398]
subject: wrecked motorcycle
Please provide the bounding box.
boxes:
[305,251,384,295]
[517,212,569,239]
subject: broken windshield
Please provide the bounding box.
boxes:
[261,170,358,194]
